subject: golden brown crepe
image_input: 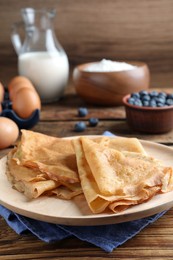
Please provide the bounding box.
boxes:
[107,136,146,154]
[7,131,109,200]
[6,130,173,214]
[5,130,149,201]
[6,149,59,199]
[12,131,145,185]
[6,130,84,200]
[13,130,79,183]
[73,137,173,213]
[7,148,82,200]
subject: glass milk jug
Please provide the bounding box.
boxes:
[11,8,69,103]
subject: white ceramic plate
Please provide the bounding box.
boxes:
[0,138,173,226]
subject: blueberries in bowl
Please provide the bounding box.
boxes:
[127,91,173,108]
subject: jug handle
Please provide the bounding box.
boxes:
[11,22,24,55]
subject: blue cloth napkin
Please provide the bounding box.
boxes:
[0,131,166,252]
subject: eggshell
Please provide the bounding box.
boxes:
[12,88,41,119]
[8,76,32,92]
[8,76,35,101]
[0,82,4,102]
[9,82,35,101]
[0,117,19,149]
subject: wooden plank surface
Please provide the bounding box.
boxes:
[1,209,173,259]
[0,88,173,259]
[32,120,173,144]
[0,0,173,88]
[0,1,173,258]
[40,87,173,120]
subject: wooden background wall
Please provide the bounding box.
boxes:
[0,0,173,88]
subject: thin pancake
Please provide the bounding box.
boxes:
[6,149,82,200]
[6,131,110,200]
[73,137,173,213]
[108,136,146,154]
[13,130,79,183]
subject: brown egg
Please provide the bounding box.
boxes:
[8,76,32,92]
[12,88,41,119]
[9,82,35,101]
[0,82,4,102]
[8,76,35,101]
[0,103,2,114]
[0,117,19,149]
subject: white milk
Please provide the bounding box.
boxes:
[18,52,69,103]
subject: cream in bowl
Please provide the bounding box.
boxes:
[73,59,150,106]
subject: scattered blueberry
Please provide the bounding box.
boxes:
[74,121,86,132]
[78,107,88,117]
[89,118,99,127]
[127,91,173,108]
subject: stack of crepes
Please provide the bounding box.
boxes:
[6,130,173,214]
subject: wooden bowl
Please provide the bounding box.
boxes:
[73,61,150,106]
[123,94,173,133]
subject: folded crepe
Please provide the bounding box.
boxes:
[12,130,79,183]
[7,130,171,213]
[73,137,173,213]
[107,136,146,154]
[7,131,113,200]
[6,130,83,199]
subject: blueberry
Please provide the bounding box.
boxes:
[131,92,140,99]
[167,93,173,99]
[139,90,148,96]
[149,99,157,107]
[141,94,150,101]
[89,118,99,127]
[155,97,165,105]
[143,100,149,106]
[158,92,167,98]
[149,91,159,98]
[74,122,86,132]
[78,107,88,117]
[133,99,143,106]
[166,99,173,106]
[157,102,165,107]
[127,90,173,108]
[128,97,136,105]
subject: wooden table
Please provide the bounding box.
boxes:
[0,85,173,260]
